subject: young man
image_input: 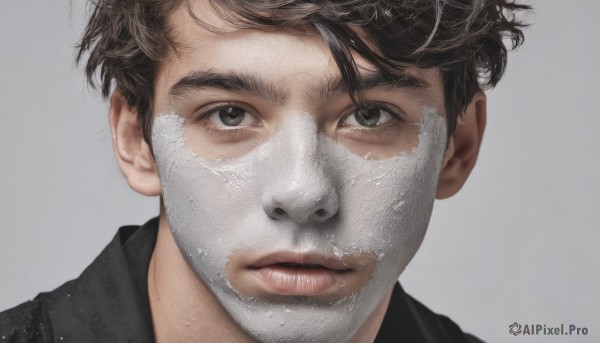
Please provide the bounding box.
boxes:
[0,0,529,342]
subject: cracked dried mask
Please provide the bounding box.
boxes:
[152,108,447,342]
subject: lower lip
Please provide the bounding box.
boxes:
[255,265,348,296]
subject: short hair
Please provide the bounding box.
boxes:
[76,0,530,143]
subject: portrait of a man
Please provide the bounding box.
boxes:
[2,1,597,342]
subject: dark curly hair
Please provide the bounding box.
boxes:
[76,0,530,143]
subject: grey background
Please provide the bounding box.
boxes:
[1,1,598,341]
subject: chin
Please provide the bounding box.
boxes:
[212,283,387,343]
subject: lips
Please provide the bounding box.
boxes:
[250,252,353,271]
[244,253,352,296]
[226,250,377,300]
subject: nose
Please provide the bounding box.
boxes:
[261,116,339,224]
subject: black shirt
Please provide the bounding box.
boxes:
[0,218,484,342]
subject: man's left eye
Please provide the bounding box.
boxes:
[344,107,394,127]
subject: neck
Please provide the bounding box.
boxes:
[148,213,392,343]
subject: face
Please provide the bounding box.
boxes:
[151,2,448,342]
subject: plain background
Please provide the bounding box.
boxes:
[1,1,598,341]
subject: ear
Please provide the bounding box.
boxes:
[109,91,161,196]
[436,90,487,199]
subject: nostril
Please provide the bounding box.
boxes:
[315,209,327,217]
[274,208,286,216]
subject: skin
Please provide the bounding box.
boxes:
[108,1,487,342]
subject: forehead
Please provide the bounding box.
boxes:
[165,3,337,81]
[153,0,445,113]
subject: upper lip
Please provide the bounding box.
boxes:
[248,252,353,271]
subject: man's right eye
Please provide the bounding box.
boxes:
[205,105,257,128]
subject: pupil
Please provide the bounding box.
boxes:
[356,108,381,126]
[219,107,245,126]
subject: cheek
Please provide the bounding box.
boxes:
[333,161,436,263]
[160,154,264,259]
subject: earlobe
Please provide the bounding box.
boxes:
[109,91,162,196]
[436,91,487,199]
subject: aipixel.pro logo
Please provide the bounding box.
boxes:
[509,322,588,336]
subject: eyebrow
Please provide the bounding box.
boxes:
[169,69,288,105]
[309,70,430,102]
[168,68,430,106]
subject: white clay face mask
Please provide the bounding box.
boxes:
[152,108,447,343]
